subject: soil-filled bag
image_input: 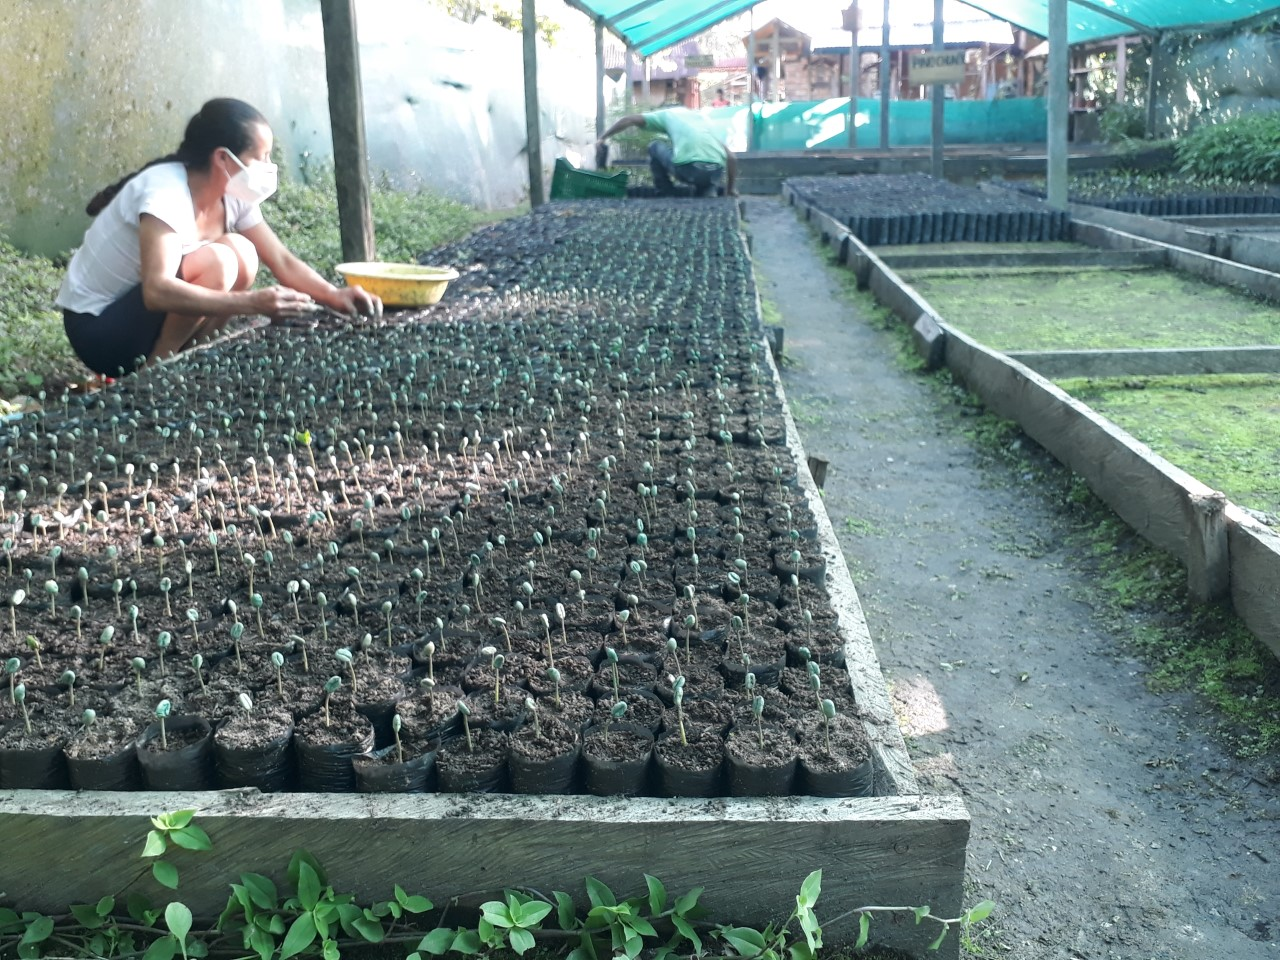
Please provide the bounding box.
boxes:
[508,717,580,794]
[724,726,798,797]
[653,729,724,798]
[293,703,376,793]
[796,714,874,798]
[436,728,509,793]
[136,716,215,791]
[581,722,654,797]
[354,743,437,793]
[0,729,70,790]
[64,718,144,791]
[214,710,295,792]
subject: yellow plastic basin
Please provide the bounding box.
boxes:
[335,262,460,307]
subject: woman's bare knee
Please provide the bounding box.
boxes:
[215,233,259,291]
[180,243,240,292]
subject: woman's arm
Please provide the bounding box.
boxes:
[242,220,380,317]
[138,214,308,319]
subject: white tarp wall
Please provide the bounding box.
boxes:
[0,0,595,257]
[1158,28,1280,134]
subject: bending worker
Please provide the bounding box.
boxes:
[57,97,381,379]
[598,107,737,198]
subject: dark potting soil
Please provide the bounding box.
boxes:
[63,715,141,759]
[582,728,652,763]
[139,721,208,754]
[214,705,293,750]
[0,199,879,798]
[796,713,870,772]
[655,726,723,772]
[510,715,578,762]
[725,723,799,768]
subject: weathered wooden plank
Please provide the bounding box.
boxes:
[879,249,1164,270]
[1004,345,1280,379]
[320,0,375,263]
[1225,513,1280,660]
[752,263,921,798]
[941,326,1211,575]
[0,790,968,959]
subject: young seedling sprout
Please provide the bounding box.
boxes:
[821,698,837,755]
[5,657,19,703]
[229,621,246,672]
[546,666,562,708]
[154,698,172,750]
[666,637,683,678]
[97,625,114,673]
[8,589,25,641]
[187,608,201,650]
[458,700,473,753]
[525,696,540,738]
[132,657,147,696]
[673,675,687,746]
[43,580,58,617]
[191,654,206,695]
[322,676,342,728]
[683,614,696,659]
[382,600,394,647]
[238,692,253,721]
[808,664,822,711]
[148,629,168,676]
[539,612,554,669]
[81,708,96,737]
[335,648,357,694]
[271,651,286,697]
[752,693,766,749]
[492,652,505,703]
[61,669,77,707]
[556,602,568,646]
[603,700,627,743]
[491,616,511,652]
[392,712,404,763]
[605,646,620,702]
[14,683,31,735]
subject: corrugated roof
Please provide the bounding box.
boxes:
[564,0,1279,57]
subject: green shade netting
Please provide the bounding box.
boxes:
[567,0,1278,56]
[956,0,1278,43]
[564,0,761,57]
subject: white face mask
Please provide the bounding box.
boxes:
[222,149,278,204]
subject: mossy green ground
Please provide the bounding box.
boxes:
[901,264,1280,351]
[1060,374,1280,515]
[896,263,1280,515]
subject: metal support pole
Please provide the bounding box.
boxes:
[1146,33,1162,138]
[625,46,634,110]
[930,0,944,178]
[1116,37,1127,103]
[879,0,890,150]
[1046,0,1068,208]
[771,29,780,101]
[522,0,545,207]
[594,18,605,140]
[642,56,650,104]
[747,7,757,152]
[847,5,859,148]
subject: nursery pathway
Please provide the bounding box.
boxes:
[745,196,1279,960]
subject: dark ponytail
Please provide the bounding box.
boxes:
[85,98,269,216]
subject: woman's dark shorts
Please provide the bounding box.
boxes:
[63,284,166,377]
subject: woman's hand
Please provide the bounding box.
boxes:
[250,285,318,322]
[328,284,383,319]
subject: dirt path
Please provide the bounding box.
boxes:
[745,197,1278,960]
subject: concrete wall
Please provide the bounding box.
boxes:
[0,0,595,257]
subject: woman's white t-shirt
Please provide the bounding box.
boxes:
[57,162,263,316]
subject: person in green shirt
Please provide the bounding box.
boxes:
[599,107,737,198]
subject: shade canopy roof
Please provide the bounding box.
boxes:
[563,0,1279,57]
